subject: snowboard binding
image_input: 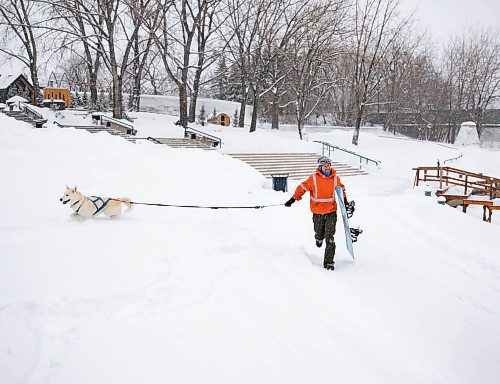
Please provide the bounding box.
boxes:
[350,227,363,242]
[346,200,355,218]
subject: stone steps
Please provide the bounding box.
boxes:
[3,110,46,127]
[227,153,368,179]
[148,137,216,150]
[58,124,136,143]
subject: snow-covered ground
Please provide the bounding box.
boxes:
[1,110,500,384]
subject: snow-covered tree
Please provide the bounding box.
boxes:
[232,109,239,127]
[198,104,207,126]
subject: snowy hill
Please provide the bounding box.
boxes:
[1,111,500,384]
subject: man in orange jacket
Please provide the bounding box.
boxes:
[284,156,349,271]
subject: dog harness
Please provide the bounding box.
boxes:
[88,196,111,216]
[74,196,111,216]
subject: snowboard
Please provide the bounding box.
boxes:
[335,186,355,260]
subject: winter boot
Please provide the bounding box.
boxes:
[324,263,335,271]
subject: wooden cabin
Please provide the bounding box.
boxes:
[208,112,231,127]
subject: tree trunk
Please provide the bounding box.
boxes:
[297,120,304,140]
[238,81,247,128]
[179,85,189,128]
[188,71,201,123]
[112,75,123,119]
[352,108,363,145]
[270,93,279,129]
[296,101,304,140]
[249,85,260,133]
[189,46,205,122]
[249,103,258,132]
[475,107,483,139]
[238,99,246,127]
[89,73,98,109]
[29,66,41,105]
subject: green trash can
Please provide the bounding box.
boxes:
[272,174,289,192]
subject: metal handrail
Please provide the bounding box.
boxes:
[443,153,463,164]
[314,140,381,167]
[147,137,162,144]
[185,126,222,148]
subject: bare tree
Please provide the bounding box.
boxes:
[47,0,105,108]
[224,0,269,129]
[225,0,318,133]
[259,0,313,131]
[445,29,500,137]
[127,0,162,112]
[349,0,411,145]
[284,1,348,139]
[153,0,221,128]
[0,0,50,104]
[187,1,224,123]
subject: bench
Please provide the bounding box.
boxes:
[439,193,470,207]
[462,198,493,221]
[485,205,500,223]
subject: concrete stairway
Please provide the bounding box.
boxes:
[3,110,46,127]
[148,137,215,150]
[227,153,368,179]
[56,124,136,143]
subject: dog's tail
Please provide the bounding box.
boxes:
[120,197,133,213]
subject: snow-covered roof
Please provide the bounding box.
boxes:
[0,72,23,89]
[6,95,28,103]
[43,99,65,103]
[208,111,230,119]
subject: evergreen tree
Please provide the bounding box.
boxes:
[210,56,228,100]
[98,89,106,112]
[82,92,89,109]
[70,92,77,108]
[75,91,82,107]
[198,104,206,126]
[105,92,113,111]
[226,63,243,102]
[233,109,239,127]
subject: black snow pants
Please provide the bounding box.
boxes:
[313,211,337,266]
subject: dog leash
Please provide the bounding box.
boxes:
[110,198,283,210]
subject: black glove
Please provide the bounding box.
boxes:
[345,199,355,218]
[284,197,295,207]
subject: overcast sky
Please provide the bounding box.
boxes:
[400,0,500,43]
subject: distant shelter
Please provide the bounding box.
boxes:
[0,73,35,104]
[208,112,231,127]
[43,87,71,108]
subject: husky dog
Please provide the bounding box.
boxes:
[59,186,132,218]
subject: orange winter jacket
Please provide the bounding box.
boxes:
[292,168,346,214]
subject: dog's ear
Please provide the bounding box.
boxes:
[74,186,77,192]
[66,184,69,189]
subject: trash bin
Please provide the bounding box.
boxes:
[35,120,46,128]
[272,174,288,192]
[91,113,102,125]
